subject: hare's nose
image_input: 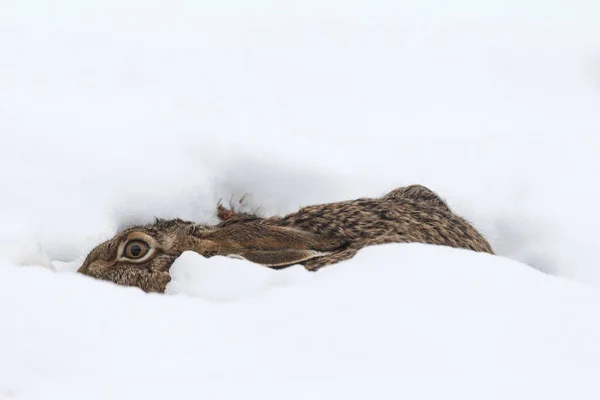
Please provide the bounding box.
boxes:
[76,264,87,274]
[77,259,91,274]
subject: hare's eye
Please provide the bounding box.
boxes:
[123,240,149,259]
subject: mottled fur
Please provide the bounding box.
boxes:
[78,185,494,293]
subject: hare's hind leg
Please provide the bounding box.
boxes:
[302,232,419,271]
[384,184,450,211]
[302,247,360,271]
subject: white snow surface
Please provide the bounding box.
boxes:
[1,0,600,398]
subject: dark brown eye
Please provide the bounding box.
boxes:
[123,240,149,259]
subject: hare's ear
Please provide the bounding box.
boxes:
[206,224,348,252]
[204,224,348,268]
[234,249,331,268]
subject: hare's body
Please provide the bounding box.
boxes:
[214,185,493,270]
[78,185,494,292]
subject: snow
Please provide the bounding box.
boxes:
[164,252,314,301]
[3,246,600,399]
[1,0,600,398]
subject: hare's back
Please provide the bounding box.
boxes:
[273,194,494,254]
[274,197,448,240]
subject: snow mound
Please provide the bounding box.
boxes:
[165,251,313,301]
[2,244,600,399]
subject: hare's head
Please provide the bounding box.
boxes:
[77,213,349,292]
[77,219,210,293]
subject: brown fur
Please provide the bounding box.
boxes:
[77,185,494,293]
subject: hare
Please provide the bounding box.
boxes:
[77,185,494,293]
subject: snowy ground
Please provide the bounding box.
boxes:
[1,0,600,398]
